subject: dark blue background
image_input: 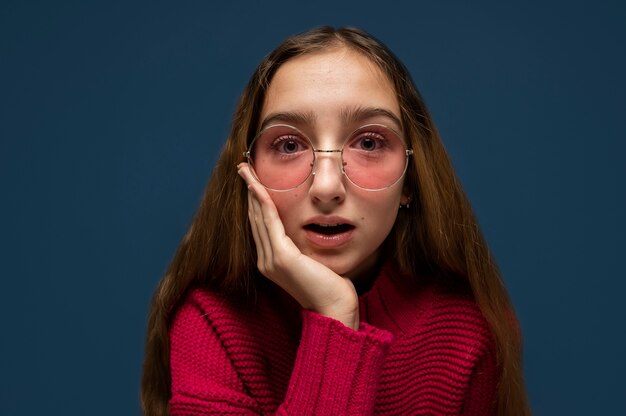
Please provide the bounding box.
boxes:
[1,1,624,414]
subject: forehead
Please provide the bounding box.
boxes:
[261,47,401,129]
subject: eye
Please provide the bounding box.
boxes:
[352,132,386,151]
[280,138,300,153]
[359,136,378,151]
[272,135,308,154]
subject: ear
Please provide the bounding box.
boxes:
[400,175,416,207]
[400,192,411,206]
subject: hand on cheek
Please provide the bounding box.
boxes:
[237,163,359,330]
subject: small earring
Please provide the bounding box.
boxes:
[400,198,411,209]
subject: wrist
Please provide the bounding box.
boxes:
[316,299,359,330]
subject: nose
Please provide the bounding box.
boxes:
[308,150,346,206]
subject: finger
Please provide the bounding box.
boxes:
[240,162,280,269]
[238,163,277,230]
[247,189,265,266]
[237,162,258,187]
[252,185,290,250]
[248,184,274,267]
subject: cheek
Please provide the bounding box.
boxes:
[358,193,402,234]
[379,204,401,231]
[269,191,304,227]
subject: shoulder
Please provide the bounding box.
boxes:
[414,286,494,353]
[170,286,262,337]
[170,284,301,352]
[369,268,494,352]
[174,286,239,317]
[170,287,234,332]
[419,286,491,335]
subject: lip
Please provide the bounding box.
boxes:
[303,215,355,248]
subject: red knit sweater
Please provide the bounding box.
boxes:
[169,266,498,415]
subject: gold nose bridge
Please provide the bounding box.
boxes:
[311,148,344,176]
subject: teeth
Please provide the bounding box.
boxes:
[316,223,341,227]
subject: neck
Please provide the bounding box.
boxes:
[350,256,384,295]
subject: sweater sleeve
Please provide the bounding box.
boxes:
[169,297,393,416]
[278,310,393,415]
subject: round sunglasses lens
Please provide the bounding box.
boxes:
[342,125,408,190]
[249,125,313,191]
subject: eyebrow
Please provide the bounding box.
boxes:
[340,106,403,131]
[259,106,403,132]
[259,110,316,131]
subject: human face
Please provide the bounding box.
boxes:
[259,47,409,282]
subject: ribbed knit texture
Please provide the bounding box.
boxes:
[169,266,497,415]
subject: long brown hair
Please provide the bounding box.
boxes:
[141,26,530,415]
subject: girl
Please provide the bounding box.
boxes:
[142,27,530,415]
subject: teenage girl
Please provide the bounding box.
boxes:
[142,26,530,415]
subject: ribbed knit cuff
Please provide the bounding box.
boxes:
[280,310,393,416]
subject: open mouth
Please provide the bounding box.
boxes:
[304,223,355,235]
